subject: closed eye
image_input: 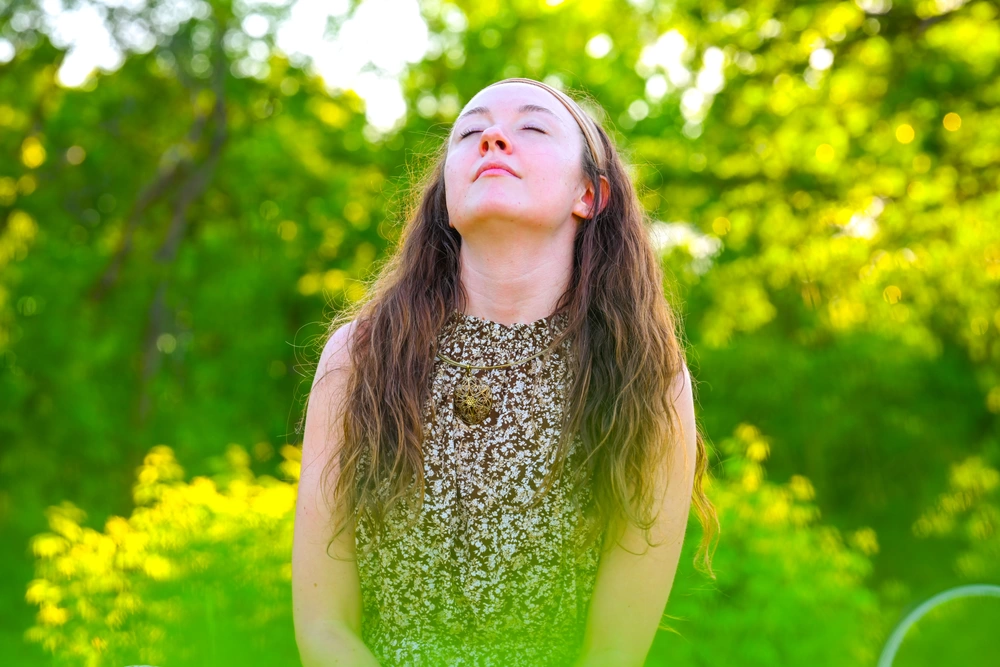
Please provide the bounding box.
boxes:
[458,126,546,139]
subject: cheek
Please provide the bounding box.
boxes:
[524,147,572,181]
[442,161,461,194]
[527,159,577,197]
[442,169,467,216]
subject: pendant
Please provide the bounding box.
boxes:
[453,370,493,425]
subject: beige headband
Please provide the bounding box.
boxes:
[480,77,608,172]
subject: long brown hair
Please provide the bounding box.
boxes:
[303,79,719,579]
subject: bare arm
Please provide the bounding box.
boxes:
[573,364,699,667]
[292,321,381,667]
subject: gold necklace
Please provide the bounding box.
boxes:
[436,338,559,426]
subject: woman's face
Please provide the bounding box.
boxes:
[443,82,597,238]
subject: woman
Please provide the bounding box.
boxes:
[292,77,719,667]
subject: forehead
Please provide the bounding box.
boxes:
[456,82,573,127]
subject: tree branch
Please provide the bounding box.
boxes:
[136,12,229,423]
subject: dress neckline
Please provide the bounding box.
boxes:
[440,307,572,367]
[450,308,562,333]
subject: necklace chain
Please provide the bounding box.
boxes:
[435,344,556,370]
[437,327,561,426]
[435,311,565,370]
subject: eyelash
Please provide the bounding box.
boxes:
[458,126,546,139]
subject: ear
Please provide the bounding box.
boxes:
[572,174,611,220]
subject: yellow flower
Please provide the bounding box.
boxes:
[30,533,69,558]
[25,579,61,605]
[38,603,69,626]
[143,555,173,580]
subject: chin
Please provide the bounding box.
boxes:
[453,201,522,225]
[453,216,562,239]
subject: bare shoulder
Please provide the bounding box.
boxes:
[303,318,361,461]
[312,319,361,391]
[300,316,361,490]
[670,362,697,457]
[669,361,692,398]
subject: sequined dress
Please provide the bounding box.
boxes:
[354,308,606,666]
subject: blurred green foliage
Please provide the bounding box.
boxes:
[1,0,999,664]
[25,443,300,666]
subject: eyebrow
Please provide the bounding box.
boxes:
[455,103,564,125]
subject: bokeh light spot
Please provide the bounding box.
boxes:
[22,137,47,168]
[277,220,298,241]
[66,146,86,165]
[883,285,902,304]
[156,334,177,354]
[816,144,835,162]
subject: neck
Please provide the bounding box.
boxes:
[456,224,575,327]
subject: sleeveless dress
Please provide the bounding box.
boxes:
[354,308,606,666]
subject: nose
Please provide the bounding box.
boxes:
[480,124,512,155]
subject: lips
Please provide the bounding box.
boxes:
[475,161,518,179]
